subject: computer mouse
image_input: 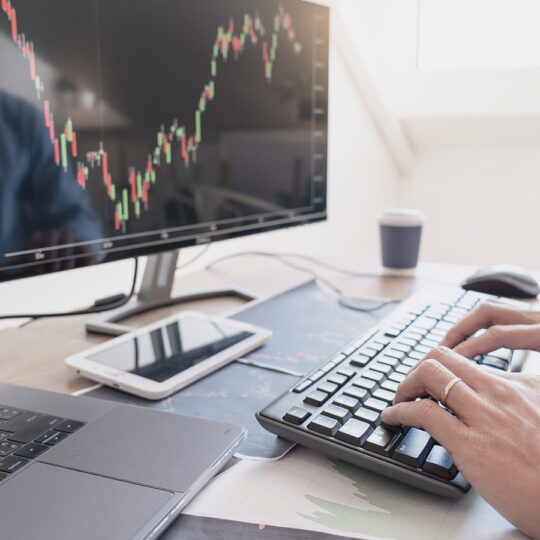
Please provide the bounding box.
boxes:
[461,264,540,299]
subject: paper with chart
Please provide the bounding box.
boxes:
[184,446,525,540]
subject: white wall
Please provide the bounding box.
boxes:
[395,147,540,268]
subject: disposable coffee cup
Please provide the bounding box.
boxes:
[377,209,425,269]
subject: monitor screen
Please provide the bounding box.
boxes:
[0,0,329,280]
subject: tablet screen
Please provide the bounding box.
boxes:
[87,315,254,382]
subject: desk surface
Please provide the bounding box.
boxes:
[0,258,527,539]
[0,258,477,394]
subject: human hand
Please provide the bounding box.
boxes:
[381,346,540,539]
[440,299,540,358]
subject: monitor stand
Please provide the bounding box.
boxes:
[85,250,258,336]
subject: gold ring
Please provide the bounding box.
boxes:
[440,377,463,406]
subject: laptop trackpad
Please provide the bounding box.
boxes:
[0,462,174,540]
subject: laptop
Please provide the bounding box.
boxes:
[0,383,245,539]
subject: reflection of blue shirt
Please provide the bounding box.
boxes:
[0,91,102,265]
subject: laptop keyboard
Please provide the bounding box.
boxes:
[257,289,514,497]
[0,407,84,480]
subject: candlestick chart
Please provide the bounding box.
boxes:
[1,0,311,234]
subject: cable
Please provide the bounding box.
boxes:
[205,251,396,313]
[175,243,212,271]
[0,258,139,320]
[205,250,384,278]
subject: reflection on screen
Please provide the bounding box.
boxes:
[88,316,254,382]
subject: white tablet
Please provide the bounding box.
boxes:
[66,311,272,400]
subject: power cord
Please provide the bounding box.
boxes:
[175,243,212,271]
[0,258,139,320]
[205,251,397,313]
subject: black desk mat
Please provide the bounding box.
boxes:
[85,280,395,459]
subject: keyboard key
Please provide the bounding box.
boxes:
[403,358,418,368]
[363,370,386,383]
[330,353,347,364]
[415,345,431,355]
[320,362,337,374]
[349,354,371,367]
[293,380,312,393]
[409,351,424,361]
[0,455,28,473]
[0,408,22,421]
[34,430,56,444]
[393,428,432,468]
[423,445,458,479]
[15,443,49,459]
[304,391,329,407]
[398,338,417,348]
[310,370,326,383]
[308,415,340,437]
[0,431,9,442]
[333,395,360,413]
[443,314,460,324]
[0,441,21,456]
[357,346,379,358]
[327,374,348,387]
[428,328,446,339]
[421,338,439,349]
[389,372,406,384]
[384,349,406,360]
[378,355,399,368]
[373,389,395,403]
[367,341,385,353]
[403,330,424,341]
[337,367,356,380]
[396,365,411,375]
[382,380,399,393]
[435,321,453,332]
[489,348,512,362]
[364,398,387,414]
[2,414,62,443]
[370,362,392,375]
[43,432,68,446]
[318,382,339,396]
[354,407,381,427]
[323,405,352,424]
[336,419,372,446]
[353,378,378,392]
[54,420,84,433]
[341,385,369,402]
[283,407,311,425]
[481,357,507,370]
[364,426,402,456]
[384,327,402,338]
[414,317,437,331]
[373,338,390,347]
[342,344,359,356]
[392,343,412,354]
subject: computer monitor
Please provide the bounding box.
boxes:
[0,0,329,333]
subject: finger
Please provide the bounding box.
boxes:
[441,300,529,349]
[393,357,480,420]
[407,346,493,393]
[381,399,468,453]
[454,324,540,358]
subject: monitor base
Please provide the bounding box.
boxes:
[86,250,258,336]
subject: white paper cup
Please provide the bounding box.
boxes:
[377,209,425,269]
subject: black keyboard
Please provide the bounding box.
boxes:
[257,289,513,497]
[0,406,84,481]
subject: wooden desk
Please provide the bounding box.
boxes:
[0,258,475,395]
